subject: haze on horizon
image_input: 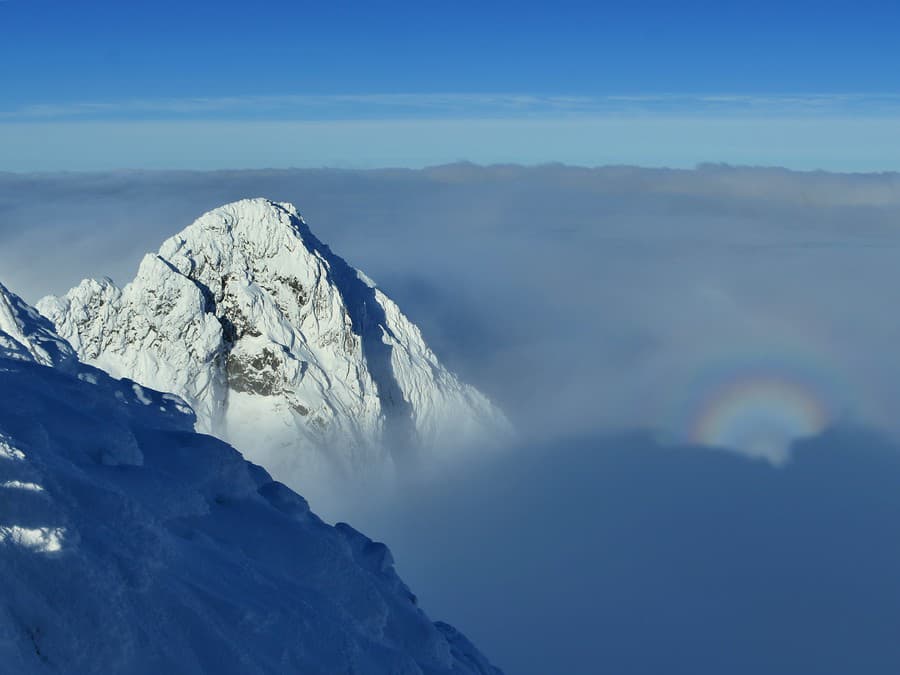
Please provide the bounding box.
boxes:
[2,1,899,171]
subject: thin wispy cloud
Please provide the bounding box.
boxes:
[4,92,900,122]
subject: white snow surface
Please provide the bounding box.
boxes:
[0,281,76,370]
[0,283,501,674]
[38,199,509,494]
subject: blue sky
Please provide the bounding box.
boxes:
[2,0,899,170]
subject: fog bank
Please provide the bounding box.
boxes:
[3,164,900,458]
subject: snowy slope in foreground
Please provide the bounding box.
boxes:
[38,198,509,493]
[0,282,501,674]
[0,281,76,370]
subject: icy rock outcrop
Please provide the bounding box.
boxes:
[39,199,508,487]
[0,284,502,674]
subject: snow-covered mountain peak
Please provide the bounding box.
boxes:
[161,197,310,253]
[38,199,509,499]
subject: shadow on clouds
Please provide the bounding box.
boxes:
[358,428,900,675]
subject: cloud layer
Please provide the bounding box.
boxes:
[3,164,900,671]
[3,164,900,457]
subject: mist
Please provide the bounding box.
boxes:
[3,164,900,672]
[3,165,900,453]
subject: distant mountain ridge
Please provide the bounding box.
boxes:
[38,199,508,491]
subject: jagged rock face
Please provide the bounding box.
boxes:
[38,199,508,488]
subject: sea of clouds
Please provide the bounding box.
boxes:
[3,164,900,673]
[4,164,900,454]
